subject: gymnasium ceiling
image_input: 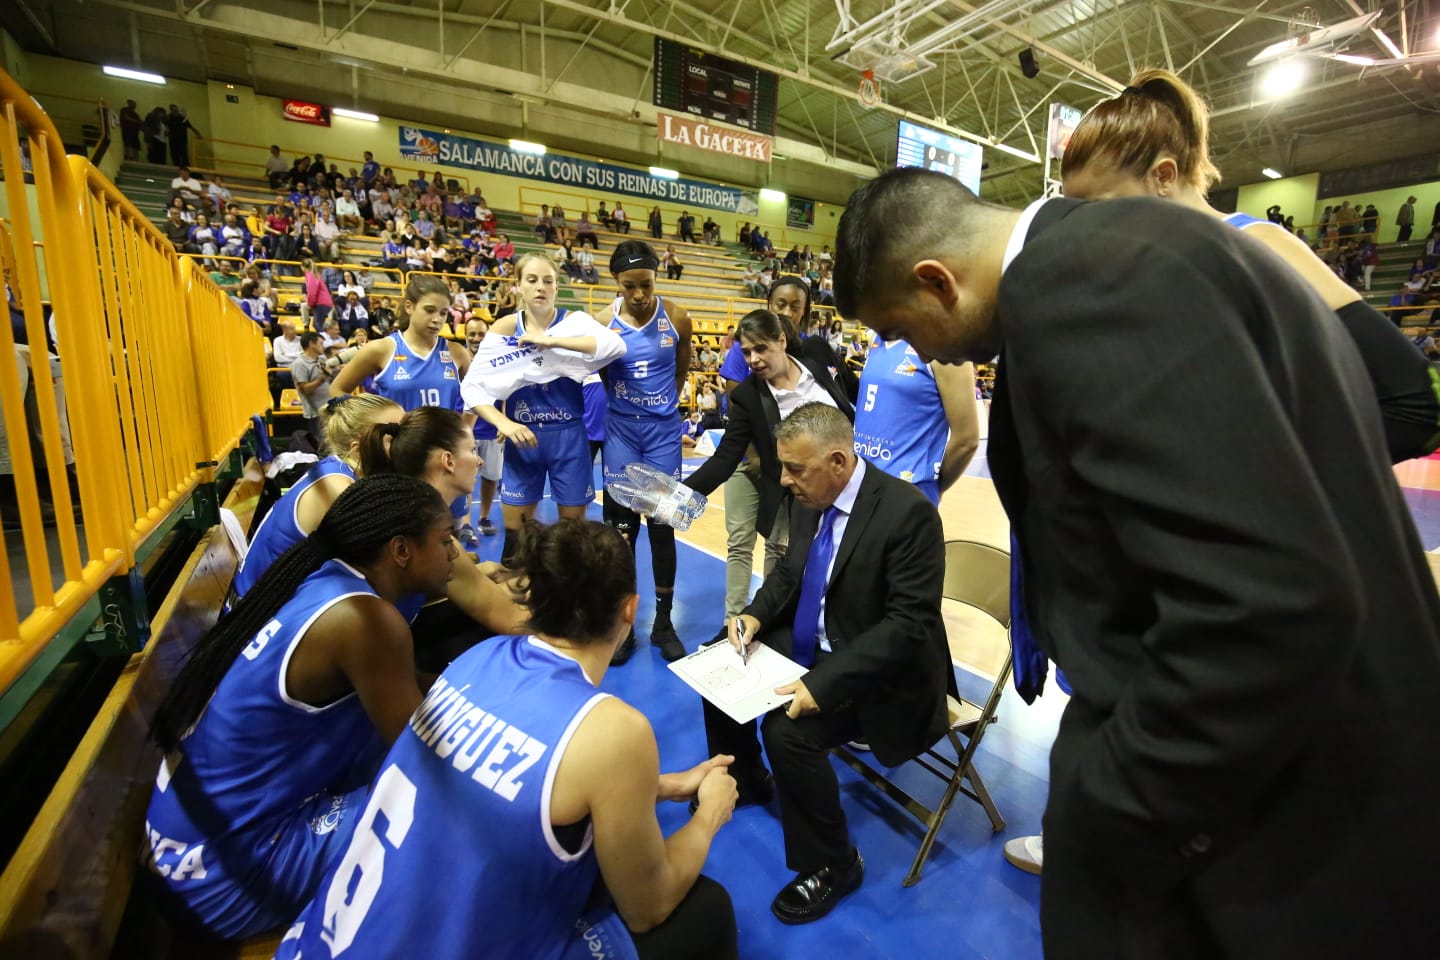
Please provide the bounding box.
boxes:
[5,0,1440,204]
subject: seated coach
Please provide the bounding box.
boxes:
[705,402,950,924]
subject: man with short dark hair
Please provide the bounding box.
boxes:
[290,330,331,444]
[704,401,947,926]
[1397,195,1417,243]
[833,166,1440,958]
[264,145,288,188]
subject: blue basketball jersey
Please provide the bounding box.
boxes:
[233,456,355,598]
[1224,212,1270,231]
[606,297,679,418]
[854,338,948,485]
[582,373,607,442]
[277,635,614,960]
[143,560,386,933]
[508,310,585,430]
[373,331,463,412]
[472,401,500,442]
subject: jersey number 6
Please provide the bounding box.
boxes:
[320,764,417,956]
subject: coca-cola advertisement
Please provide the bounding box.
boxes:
[283,99,331,126]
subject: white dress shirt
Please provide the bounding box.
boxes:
[766,358,838,420]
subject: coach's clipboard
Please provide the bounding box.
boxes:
[668,641,808,725]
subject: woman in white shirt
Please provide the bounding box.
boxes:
[336,269,365,303]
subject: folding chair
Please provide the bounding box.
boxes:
[832,538,1014,886]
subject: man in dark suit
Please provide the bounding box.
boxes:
[833,167,1440,958]
[700,402,948,925]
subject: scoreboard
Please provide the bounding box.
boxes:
[653,38,778,136]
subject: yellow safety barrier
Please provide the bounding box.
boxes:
[0,66,267,696]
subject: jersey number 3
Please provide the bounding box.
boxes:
[320,764,417,956]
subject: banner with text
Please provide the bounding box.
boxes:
[283,99,331,126]
[658,112,772,162]
[786,195,815,229]
[399,127,760,215]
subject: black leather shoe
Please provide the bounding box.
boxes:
[650,621,686,662]
[689,770,774,814]
[610,628,637,666]
[771,851,865,925]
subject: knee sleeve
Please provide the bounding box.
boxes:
[647,520,677,591]
[602,490,640,551]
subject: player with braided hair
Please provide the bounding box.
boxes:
[143,475,457,940]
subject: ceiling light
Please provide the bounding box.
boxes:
[1260,60,1305,98]
[1330,53,1375,66]
[991,141,1039,163]
[1262,167,1284,179]
[759,188,786,202]
[102,65,165,85]
[1247,11,1381,66]
[510,139,547,155]
[333,107,380,122]
[649,166,679,180]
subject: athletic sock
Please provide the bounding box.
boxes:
[654,591,674,627]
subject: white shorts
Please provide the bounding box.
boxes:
[478,437,504,482]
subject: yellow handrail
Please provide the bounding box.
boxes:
[0,66,267,696]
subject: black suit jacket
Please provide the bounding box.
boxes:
[745,463,949,767]
[990,197,1440,957]
[687,346,855,534]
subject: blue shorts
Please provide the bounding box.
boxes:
[501,422,595,507]
[147,783,368,940]
[602,414,681,489]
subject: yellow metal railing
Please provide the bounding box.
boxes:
[0,67,267,695]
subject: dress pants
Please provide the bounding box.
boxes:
[722,469,788,618]
[702,639,860,873]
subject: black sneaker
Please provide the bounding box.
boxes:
[456,522,479,549]
[650,621,686,662]
[610,628,638,666]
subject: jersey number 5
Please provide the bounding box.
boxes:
[320,764,417,956]
[863,383,879,412]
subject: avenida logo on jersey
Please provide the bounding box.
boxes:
[310,794,348,836]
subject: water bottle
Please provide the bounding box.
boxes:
[607,463,708,531]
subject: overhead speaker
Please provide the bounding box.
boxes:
[1018,48,1040,79]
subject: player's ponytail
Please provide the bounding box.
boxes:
[512,519,636,643]
[150,475,448,752]
[358,407,468,481]
[1062,67,1220,194]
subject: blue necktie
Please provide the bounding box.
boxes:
[792,507,838,667]
[1009,533,1070,703]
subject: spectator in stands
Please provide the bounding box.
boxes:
[371,189,395,226]
[1398,196,1417,243]
[576,211,599,249]
[1363,203,1379,239]
[782,245,801,270]
[575,246,601,285]
[597,200,612,229]
[143,106,168,163]
[165,104,201,167]
[492,233,515,264]
[189,214,219,264]
[648,205,664,239]
[612,201,630,233]
[312,211,342,261]
[704,216,720,244]
[348,325,370,348]
[335,189,362,232]
[739,222,752,246]
[218,212,248,258]
[678,209,697,243]
[336,269,365,303]
[163,207,193,251]
[143,476,457,941]
[360,150,380,185]
[116,99,143,161]
[272,319,303,366]
[816,266,835,306]
[698,342,720,370]
[1266,204,1284,225]
[169,165,208,212]
[415,210,437,242]
[238,280,272,333]
[552,203,569,242]
[209,259,241,291]
[661,245,684,281]
[336,292,370,338]
[554,239,581,282]
[207,174,233,215]
[301,258,334,331]
[263,144,288,187]
[1359,239,1379,291]
[370,297,397,335]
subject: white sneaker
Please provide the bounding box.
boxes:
[1003,835,1043,875]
